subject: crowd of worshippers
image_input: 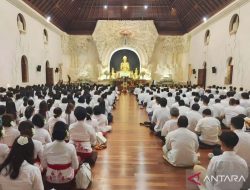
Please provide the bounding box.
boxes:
[0,83,118,190]
[135,84,250,190]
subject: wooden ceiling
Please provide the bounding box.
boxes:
[22,0,235,35]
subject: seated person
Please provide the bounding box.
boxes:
[18,121,43,163]
[92,105,112,133]
[194,131,248,190]
[161,107,179,138]
[231,116,250,189]
[0,136,44,190]
[162,116,199,167]
[195,109,221,148]
[0,114,20,148]
[186,104,202,132]
[0,125,9,164]
[32,114,52,145]
[69,106,96,155]
[42,121,79,189]
[48,107,66,135]
[151,98,170,134]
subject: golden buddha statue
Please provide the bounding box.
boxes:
[120,56,130,72]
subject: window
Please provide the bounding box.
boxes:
[204,30,210,45]
[43,29,48,44]
[17,13,26,33]
[229,14,239,35]
[225,57,233,85]
[21,55,29,83]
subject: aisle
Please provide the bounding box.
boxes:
[90,94,208,190]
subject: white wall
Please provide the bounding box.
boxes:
[189,0,250,89]
[0,0,63,87]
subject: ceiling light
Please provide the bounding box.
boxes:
[124,5,128,10]
[144,5,148,10]
[203,17,207,22]
[104,5,108,9]
[46,16,51,23]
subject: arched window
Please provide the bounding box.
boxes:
[204,30,210,45]
[21,55,29,83]
[17,13,26,33]
[229,14,239,35]
[225,57,233,84]
[43,29,48,44]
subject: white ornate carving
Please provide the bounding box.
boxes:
[92,20,158,75]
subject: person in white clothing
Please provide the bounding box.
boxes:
[42,121,79,189]
[19,106,34,123]
[151,98,170,133]
[186,104,202,132]
[0,126,9,164]
[0,136,44,190]
[162,116,199,167]
[161,107,179,138]
[69,106,97,155]
[0,114,20,148]
[195,109,221,148]
[18,121,43,163]
[231,116,250,189]
[48,107,66,135]
[62,103,76,125]
[211,99,224,119]
[178,100,190,115]
[32,114,51,145]
[194,131,248,190]
[92,105,112,133]
[222,98,239,128]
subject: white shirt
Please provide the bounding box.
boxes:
[48,116,66,135]
[178,106,190,116]
[186,110,202,132]
[0,143,9,164]
[234,130,250,166]
[42,140,79,184]
[196,117,221,145]
[92,114,111,133]
[0,160,44,190]
[223,106,239,127]
[0,127,20,147]
[206,151,248,190]
[32,127,51,145]
[240,99,250,109]
[152,107,170,132]
[211,103,224,118]
[69,121,96,152]
[62,112,77,125]
[33,139,43,160]
[164,128,198,166]
[161,119,178,136]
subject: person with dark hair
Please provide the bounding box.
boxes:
[18,121,43,163]
[92,105,112,133]
[171,95,181,108]
[48,107,66,135]
[42,121,79,189]
[211,98,224,119]
[62,103,76,125]
[59,97,68,111]
[85,107,98,131]
[0,136,43,190]
[32,114,51,145]
[162,116,199,167]
[194,131,248,190]
[0,114,20,147]
[161,107,179,137]
[38,100,49,122]
[151,98,170,133]
[235,99,247,115]
[186,103,202,132]
[6,101,17,121]
[222,98,238,128]
[178,99,190,115]
[69,107,96,158]
[196,109,221,148]
[240,92,250,108]
[0,125,9,164]
[19,106,34,122]
[231,116,250,188]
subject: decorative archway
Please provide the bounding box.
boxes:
[21,55,28,83]
[109,48,141,73]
